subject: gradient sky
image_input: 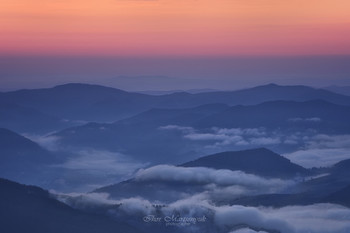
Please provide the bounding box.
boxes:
[1,0,350,56]
[0,0,350,90]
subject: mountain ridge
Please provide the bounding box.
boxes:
[2,82,350,124]
[181,148,309,178]
[0,178,141,233]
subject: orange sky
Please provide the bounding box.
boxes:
[1,0,350,56]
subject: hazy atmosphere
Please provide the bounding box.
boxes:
[1,0,350,91]
[1,1,350,233]
[1,55,350,91]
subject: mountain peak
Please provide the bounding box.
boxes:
[256,83,313,90]
[331,159,350,174]
[264,83,280,87]
[0,128,41,149]
[181,148,309,178]
[52,83,125,92]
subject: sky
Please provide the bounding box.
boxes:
[0,0,350,90]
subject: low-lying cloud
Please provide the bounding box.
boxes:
[57,191,350,233]
[135,165,294,191]
[54,192,118,208]
[48,149,148,192]
[125,200,350,233]
[230,229,268,233]
[160,125,282,147]
[284,134,350,168]
[161,125,350,168]
[23,133,61,151]
[54,161,350,233]
[57,149,147,176]
[284,148,350,168]
[288,117,322,123]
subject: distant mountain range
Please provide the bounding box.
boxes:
[1,82,350,233]
[1,83,350,133]
[195,99,350,133]
[324,85,350,96]
[54,99,350,164]
[137,88,220,95]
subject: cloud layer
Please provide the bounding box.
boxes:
[161,125,350,168]
[57,191,350,233]
[284,134,350,168]
[160,125,283,147]
[58,149,146,176]
[135,165,293,190]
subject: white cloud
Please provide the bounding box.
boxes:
[23,134,61,151]
[54,192,118,208]
[118,197,155,215]
[159,125,194,133]
[215,205,294,233]
[283,148,350,168]
[56,149,147,176]
[215,128,266,137]
[77,194,350,233]
[135,165,294,191]
[288,117,322,122]
[263,204,350,233]
[306,134,350,149]
[54,167,350,233]
[166,125,281,147]
[250,137,281,145]
[166,201,350,233]
[184,132,234,141]
[230,229,268,233]
[283,134,350,168]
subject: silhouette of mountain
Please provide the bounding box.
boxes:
[94,148,309,203]
[2,83,350,123]
[181,148,309,178]
[0,83,154,122]
[0,128,59,186]
[192,83,350,106]
[116,103,229,127]
[0,128,51,163]
[195,100,350,133]
[323,185,350,207]
[228,158,350,208]
[331,158,350,175]
[54,100,350,164]
[323,85,350,96]
[54,103,231,164]
[94,149,350,208]
[0,101,71,134]
[0,178,141,233]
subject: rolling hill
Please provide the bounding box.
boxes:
[54,100,350,164]
[181,148,309,178]
[2,83,350,124]
[93,148,309,202]
[0,128,60,187]
[0,178,141,233]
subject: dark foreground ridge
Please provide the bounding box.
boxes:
[0,178,142,233]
